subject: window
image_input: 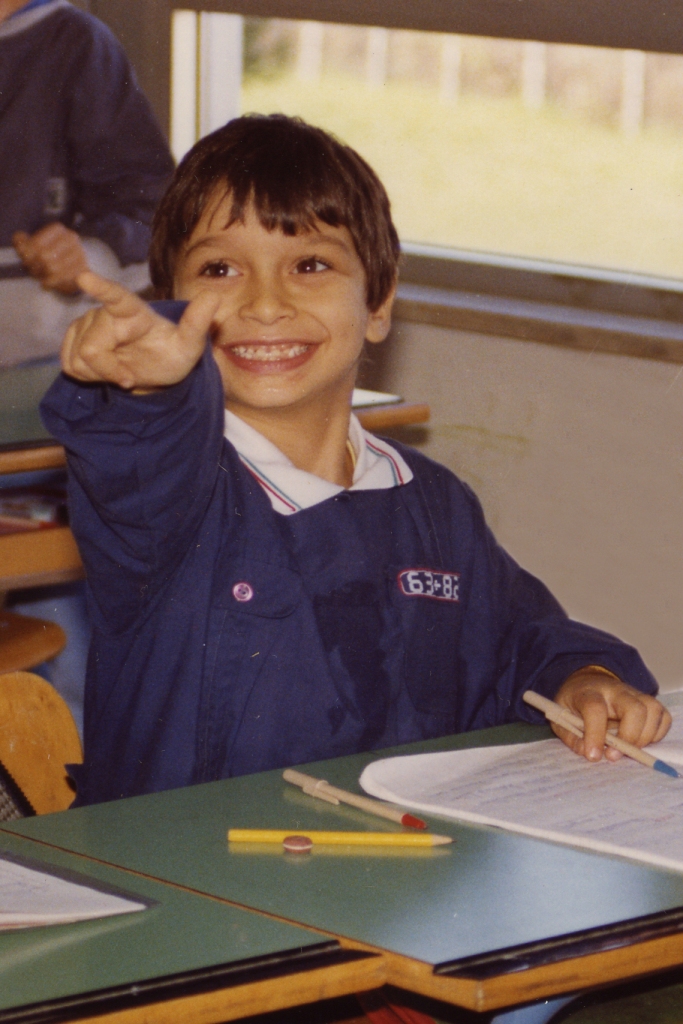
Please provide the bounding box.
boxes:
[171,13,683,281]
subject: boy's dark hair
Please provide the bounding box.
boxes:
[149,114,400,311]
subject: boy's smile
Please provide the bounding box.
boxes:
[227,341,313,372]
[173,193,394,427]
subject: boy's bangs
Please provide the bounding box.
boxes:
[150,114,399,308]
[215,147,354,239]
[229,191,345,238]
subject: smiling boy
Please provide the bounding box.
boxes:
[42,115,669,806]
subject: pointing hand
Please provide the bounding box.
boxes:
[61,272,220,390]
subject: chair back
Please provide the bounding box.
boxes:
[0,610,66,674]
[0,671,82,815]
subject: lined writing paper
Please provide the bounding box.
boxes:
[361,706,683,872]
[0,856,147,929]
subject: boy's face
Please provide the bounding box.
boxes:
[173,192,394,419]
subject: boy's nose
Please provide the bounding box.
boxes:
[239,277,296,325]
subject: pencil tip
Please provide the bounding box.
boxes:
[431,835,454,846]
[654,759,680,779]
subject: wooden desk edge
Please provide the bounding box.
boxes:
[59,952,386,1024]
[355,403,430,431]
[0,525,85,591]
[375,930,683,1012]
[0,401,431,479]
[0,445,66,475]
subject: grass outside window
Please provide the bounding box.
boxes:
[242,73,683,282]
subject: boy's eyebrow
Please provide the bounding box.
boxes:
[183,237,230,258]
[184,230,354,259]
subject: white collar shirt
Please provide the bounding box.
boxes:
[224,410,413,516]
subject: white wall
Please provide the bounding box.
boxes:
[380,319,683,689]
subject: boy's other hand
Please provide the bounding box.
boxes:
[553,668,671,763]
[61,272,220,391]
[13,224,88,295]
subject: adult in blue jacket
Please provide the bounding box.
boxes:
[1,0,173,732]
[0,0,173,365]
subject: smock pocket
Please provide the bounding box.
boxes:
[196,559,303,781]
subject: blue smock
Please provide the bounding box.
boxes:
[41,307,656,805]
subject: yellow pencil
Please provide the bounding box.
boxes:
[227,829,452,846]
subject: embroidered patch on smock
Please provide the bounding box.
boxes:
[44,177,67,217]
[397,568,460,602]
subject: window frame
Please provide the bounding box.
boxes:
[397,244,683,364]
[161,0,683,55]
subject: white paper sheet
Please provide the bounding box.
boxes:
[360,706,683,873]
[0,856,147,929]
[351,388,401,408]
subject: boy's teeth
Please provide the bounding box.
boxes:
[231,343,309,362]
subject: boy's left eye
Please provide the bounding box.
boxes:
[293,257,330,274]
[199,260,238,278]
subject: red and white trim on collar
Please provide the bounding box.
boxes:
[224,411,413,516]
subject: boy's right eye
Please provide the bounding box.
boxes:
[199,260,238,278]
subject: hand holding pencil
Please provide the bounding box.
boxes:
[550,668,671,764]
[525,668,673,772]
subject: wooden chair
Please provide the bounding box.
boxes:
[0,671,82,815]
[0,609,66,674]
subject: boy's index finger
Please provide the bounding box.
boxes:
[77,271,150,319]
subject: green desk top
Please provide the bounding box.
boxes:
[7,721,683,972]
[0,360,59,450]
[0,831,344,1020]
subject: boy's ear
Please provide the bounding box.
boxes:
[365,282,396,345]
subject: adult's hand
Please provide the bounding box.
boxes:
[61,271,220,391]
[13,223,89,295]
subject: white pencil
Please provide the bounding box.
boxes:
[282,768,427,828]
